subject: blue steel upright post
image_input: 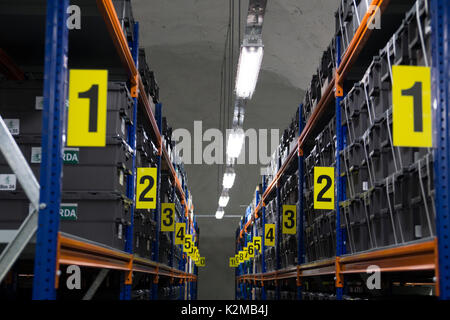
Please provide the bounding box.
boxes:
[431,0,450,300]
[261,175,267,300]
[120,21,140,301]
[297,103,304,300]
[32,0,69,300]
[335,35,345,300]
[275,157,282,300]
[152,102,163,300]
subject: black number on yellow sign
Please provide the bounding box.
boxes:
[314,167,335,210]
[253,237,262,252]
[136,168,158,209]
[239,252,244,261]
[78,85,99,132]
[161,203,175,232]
[265,224,275,247]
[248,243,254,257]
[282,205,296,235]
[184,235,192,252]
[67,69,108,147]
[175,223,185,245]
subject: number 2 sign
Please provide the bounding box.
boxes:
[67,69,108,147]
[314,167,335,210]
[136,168,157,209]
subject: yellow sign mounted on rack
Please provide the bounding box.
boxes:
[67,69,108,147]
[175,223,185,245]
[161,203,175,232]
[136,168,158,209]
[253,236,262,253]
[247,242,255,258]
[313,166,335,210]
[392,65,432,147]
[183,235,192,253]
[265,224,275,247]
[282,205,297,234]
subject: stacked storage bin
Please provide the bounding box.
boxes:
[339,0,435,254]
[0,81,137,250]
[303,117,337,263]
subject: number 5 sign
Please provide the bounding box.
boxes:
[136,168,157,209]
[314,167,335,210]
[393,65,432,147]
[67,69,108,147]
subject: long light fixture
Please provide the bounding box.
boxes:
[223,168,236,189]
[215,207,225,220]
[235,45,264,99]
[226,127,245,159]
[218,190,230,207]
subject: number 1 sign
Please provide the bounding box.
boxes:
[67,69,108,147]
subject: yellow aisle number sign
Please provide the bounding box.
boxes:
[265,224,275,247]
[282,205,297,234]
[314,167,335,210]
[161,203,175,232]
[243,248,249,261]
[183,235,192,253]
[248,242,255,258]
[175,223,185,245]
[136,168,157,209]
[68,69,108,147]
[230,257,236,267]
[198,257,206,267]
[253,237,262,253]
[235,254,240,265]
[239,251,244,263]
[392,65,432,147]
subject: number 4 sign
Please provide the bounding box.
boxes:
[67,69,108,147]
[392,65,432,147]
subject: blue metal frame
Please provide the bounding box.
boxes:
[275,158,282,300]
[120,21,140,302]
[261,175,267,300]
[32,0,69,300]
[335,35,345,300]
[297,103,304,300]
[152,102,163,300]
[431,0,450,300]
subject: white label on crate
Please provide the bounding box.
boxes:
[31,147,42,164]
[118,223,123,240]
[119,170,124,186]
[4,119,19,136]
[35,96,44,110]
[415,225,423,238]
[362,181,369,191]
[0,174,16,191]
[121,117,126,136]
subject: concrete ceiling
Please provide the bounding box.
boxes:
[133,0,339,216]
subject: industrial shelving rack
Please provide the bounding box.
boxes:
[235,0,450,300]
[0,0,198,300]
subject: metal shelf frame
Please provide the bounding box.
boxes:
[236,0,450,300]
[0,0,198,300]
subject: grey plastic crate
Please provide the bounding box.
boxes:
[112,0,136,43]
[368,56,382,96]
[0,191,131,250]
[394,21,410,65]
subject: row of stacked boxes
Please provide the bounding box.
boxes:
[304,117,337,263]
[0,81,136,250]
[338,0,435,255]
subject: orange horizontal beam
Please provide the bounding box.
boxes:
[340,240,436,274]
[96,0,138,79]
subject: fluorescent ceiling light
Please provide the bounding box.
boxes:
[218,190,230,207]
[215,208,225,220]
[235,46,264,99]
[222,168,236,189]
[226,128,245,159]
